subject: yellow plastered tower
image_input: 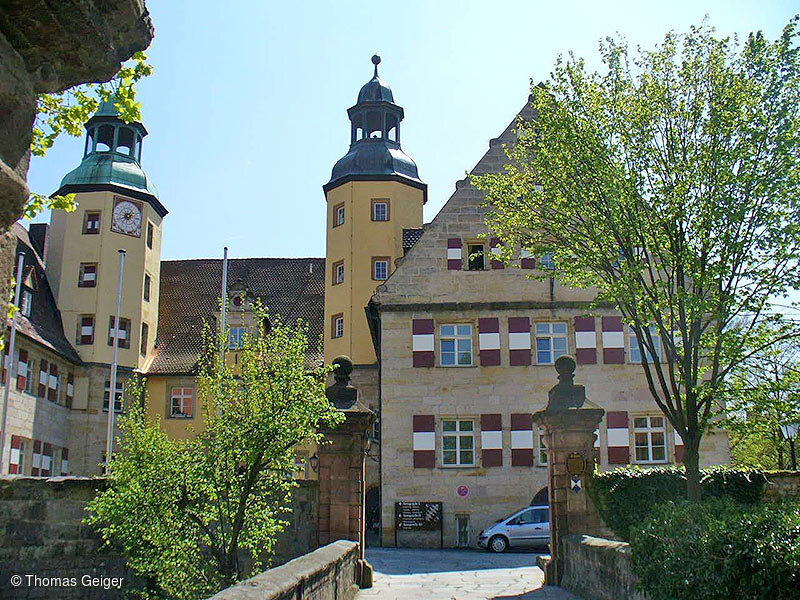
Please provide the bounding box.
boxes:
[323,55,426,367]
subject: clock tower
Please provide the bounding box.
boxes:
[46,100,167,371]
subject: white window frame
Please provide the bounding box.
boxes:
[24,358,35,394]
[170,387,194,419]
[441,419,475,467]
[103,380,124,413]
[629,325,662,363]
[333,261,345,285]
[539,252,555,270]
[334,204,345,227]
[439,324,473,367]
[228,326,247,349]
[633,415,668,464]
[372,201,389,221]
[535,322,568,365]
[467,242,486,271]
[536,427,548,466]
[333,315,344,339]
[20,289,32,317]
[373,259,389,281]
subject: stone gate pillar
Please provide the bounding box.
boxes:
[533,355,605,586]
[317,356,375,587]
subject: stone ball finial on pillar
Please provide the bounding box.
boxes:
[332,355,354,384]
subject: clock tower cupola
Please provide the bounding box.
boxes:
[46,100,167,370]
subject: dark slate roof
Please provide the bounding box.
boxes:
[146,257,325,375]
[7,224,81,364]
[402,227,425,254]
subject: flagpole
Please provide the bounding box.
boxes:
[104,249,126,473]
[0,252,26,473]
[220,247,228,360]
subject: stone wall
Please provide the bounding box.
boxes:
[0,476,135,600]
[762,470,800,501]
[561,535,648,600]
[207,540,360,600]
[0,477,320,599]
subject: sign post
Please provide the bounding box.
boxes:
[395,501,443,548]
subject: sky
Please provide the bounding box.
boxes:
[26,0,800,261]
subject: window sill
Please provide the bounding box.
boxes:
[168,415,193,420]
[438,364,475,368]
[441,464,477,469]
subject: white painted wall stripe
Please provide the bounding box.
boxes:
[42,455,51,470]
[594,428,601,448]
[413,431,436,451]
[61,460,68,474]
[575,331,597,349]
[511,430,534,449]
[49,375,58,389]
[481,431,503,450]
[607,428,629,447]
[602,331,624,348]
[10,448,20,464]
[479,332,501,350]
[81,326,93,336]
[447,248,461,260]
[508,332,531,350]
[39,372,47,385]
[412,334,434,352]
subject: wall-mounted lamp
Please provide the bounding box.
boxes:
[309,454,319,472]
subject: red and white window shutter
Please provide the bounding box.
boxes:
[607,411,630,464]
[16,349,28,390]
[32,440,42,476]
[511,413,534,466]
[61,448,69,475]
[412,415,435,468]
[412,319,435,367]
[520,250,536,270]
[447,238,462,270]
[66,372,74,406]
[674,428,685,462]
[508,317,531,366]
[489,238,504,270]
[41,442,52,476]
[602,316,625,364]
[9,435,22,474]
[38,360,48,398]
[478,318,501,366]
[48,363,59,402]
[574,317,597,364]
[481,414,503,467]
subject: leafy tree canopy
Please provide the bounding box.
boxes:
[474,17,800,498]
[87,306,343,599]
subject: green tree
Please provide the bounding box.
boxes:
[722,340,800,469]
[86,307,343,599]
[474,19,800,500]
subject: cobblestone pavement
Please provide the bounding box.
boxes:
[357,547,583,600]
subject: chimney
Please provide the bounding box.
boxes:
[28,223,49,264]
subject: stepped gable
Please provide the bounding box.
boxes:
[8,223,81,364]
[146,257,325,374]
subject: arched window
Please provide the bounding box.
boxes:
[95,124,115,152]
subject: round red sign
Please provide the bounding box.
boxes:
[456,485,469,497]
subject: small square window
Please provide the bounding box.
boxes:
[332,260,344,285]
[77,315,95,345]
[440,324,473,366]
[170,387,194,418]
[108,316,131,349]
[633,415,668,463]
[78,263,97,288]
[540,252,555,270]
[83,211,101,234]
[333,203,345,227]
[372,257,389,281]
[629,326,662,363]
[442,419,475,466]
[467,244,485,271]
[535,322,568,364]
[332,314,344,339]
[228,326,247,349]
[372,200,389,221]
[103,380,124,413]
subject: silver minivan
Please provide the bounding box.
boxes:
[477,505,550,553]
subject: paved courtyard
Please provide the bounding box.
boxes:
[357,548,582,600]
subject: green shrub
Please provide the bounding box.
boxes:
[587,466,767,540]
[630,498,800,600]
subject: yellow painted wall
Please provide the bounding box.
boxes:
[46,190,163,370]
[145,375,204,440]
[324,180,423,365]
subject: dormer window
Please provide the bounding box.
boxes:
[20,289,32,317]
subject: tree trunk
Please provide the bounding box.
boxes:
[683,443,701,502]
[777,442,784,470]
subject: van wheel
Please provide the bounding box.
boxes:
[489,535,509,553]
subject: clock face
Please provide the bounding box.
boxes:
[111,197,143,238]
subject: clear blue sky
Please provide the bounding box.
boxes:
[26,0,799,261]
